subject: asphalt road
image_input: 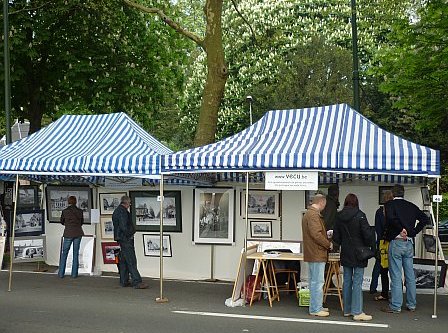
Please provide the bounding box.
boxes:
[1,270,447,333]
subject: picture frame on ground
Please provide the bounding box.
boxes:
[421,187,431,206]
[59,235,95,275]
[250,220,272,238]
[18,185,39,208]
[100,217,114,239]
[241,190,279,219]
[194,188,234,244]
[143,234,172,257]
[99,192,126,215]
[378,186,394,205]
[14,209,45,237]
[12,236,46,263]
[130,191,182,232]
[413,258,447,289]
[101,242,120,264]
[46,185,92,223]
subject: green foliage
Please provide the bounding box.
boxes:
[0,0,191,140]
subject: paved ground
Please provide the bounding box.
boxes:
[1,267,448,333]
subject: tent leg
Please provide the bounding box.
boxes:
[432,178,440,319]
[8,174,19,292]
[242,171,251,306]
[156,174,168,303]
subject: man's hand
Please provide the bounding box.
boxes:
[399,228,408,240]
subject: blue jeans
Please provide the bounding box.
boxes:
[308,262,325,314]
[119,239,142,287]
[58,237,82,278]
[388,239,416,311]
[343,266,364,315]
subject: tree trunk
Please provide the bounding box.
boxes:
[193,0,228,146]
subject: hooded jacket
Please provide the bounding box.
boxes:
[333,206,375,268]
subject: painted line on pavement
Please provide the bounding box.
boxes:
[173,310,389,328]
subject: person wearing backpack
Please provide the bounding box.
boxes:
[333,193,375,321]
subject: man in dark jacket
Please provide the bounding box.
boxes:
[112,195,148,289]
[58,196,84,278]
[382,184,429,313]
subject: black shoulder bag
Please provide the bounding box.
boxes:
[342,220,375,261]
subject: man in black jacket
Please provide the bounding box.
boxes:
[382,184,429,313]
[112,195,148,289]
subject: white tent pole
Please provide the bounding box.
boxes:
[432,177,440,319]
[156,174,168,303]
[8,174,19,291]
[242,171,250,305]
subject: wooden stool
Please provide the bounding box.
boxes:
[323,260,343,311]
[273,268,299,299]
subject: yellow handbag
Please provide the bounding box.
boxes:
[379,240,389,268]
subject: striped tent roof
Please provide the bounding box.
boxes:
[0,113,172,177]
[163,104,440,177]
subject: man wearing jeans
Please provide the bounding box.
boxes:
[113,195,148,289]
[302,194,333,317]
[382,184,429,313]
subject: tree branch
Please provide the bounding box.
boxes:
[123,0,204,48]
[230,0,256,42]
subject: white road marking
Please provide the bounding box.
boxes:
[173,310,389,328]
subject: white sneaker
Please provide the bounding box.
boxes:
[310,310,330,317]
[322,307,329,312]
[353,313,372,321]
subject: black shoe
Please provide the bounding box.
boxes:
[381,306,400,314]
[121,281,132,287]
[134,282,149,289]
[406,307,416,312]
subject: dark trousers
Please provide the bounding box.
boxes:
[370,258,389,298]
[118,239,142,287]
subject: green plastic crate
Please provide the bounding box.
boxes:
[298,288,310,307]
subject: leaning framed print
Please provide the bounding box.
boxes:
[194,188,235,244]
[100,216,114,239]
[18,185,39,208]
[99,192,126,215]
[12,236,46,263]
[60,235,95,276]
[250,220,272,238]
[378,186,394,205]
[413,258,447,290]
[46,185,93,223]
[14,209,45,237]
[143,234,172,257]
[421,187,431,206]
[130,191,182,232]
[101,241,120,264]
[241,190,279,219]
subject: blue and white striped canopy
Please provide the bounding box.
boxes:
[163,104,440,177]
[0,113,172,178]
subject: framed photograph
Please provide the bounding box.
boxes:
[250,220,272,238]
[378,186,394,205]
[46,185,92,223]
[14,209,45,237]
[241,190,279,219]
[100,217,114,239]
[194,188,235,244]
[143,234,172,257]
[130,191,182,232]
[304,188,328,209]
[101,242,120,264]
[59,235,95,275]
[413,258,447,289]
[18,185,39,208]
[12,236,46,263]
[99,192,126,215]
[421,187,431,206]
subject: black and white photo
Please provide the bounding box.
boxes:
[99,192,126,215]
[14,209,45,237]
[413,259,447,289]
[194,188,234,244]
[143,234,172,257]
[60,235,95,275]
[12,236,46,263]
[421,187,431,206]
[46,185,92,223]
[378,186,394,205]
[100,217,114,239]
[130,191,182,232]
[101,241,120,264]
[250,220,272,238]
[18,185,39,208]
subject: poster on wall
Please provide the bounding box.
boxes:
[46,185,92,223]
[130,191,182,232]
[12,236,46,263]
[193,188,234,244]
[60,235,95,275]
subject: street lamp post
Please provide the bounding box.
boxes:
[351,0,360,112]
[246,96,253,125]
[4,0,11,144]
